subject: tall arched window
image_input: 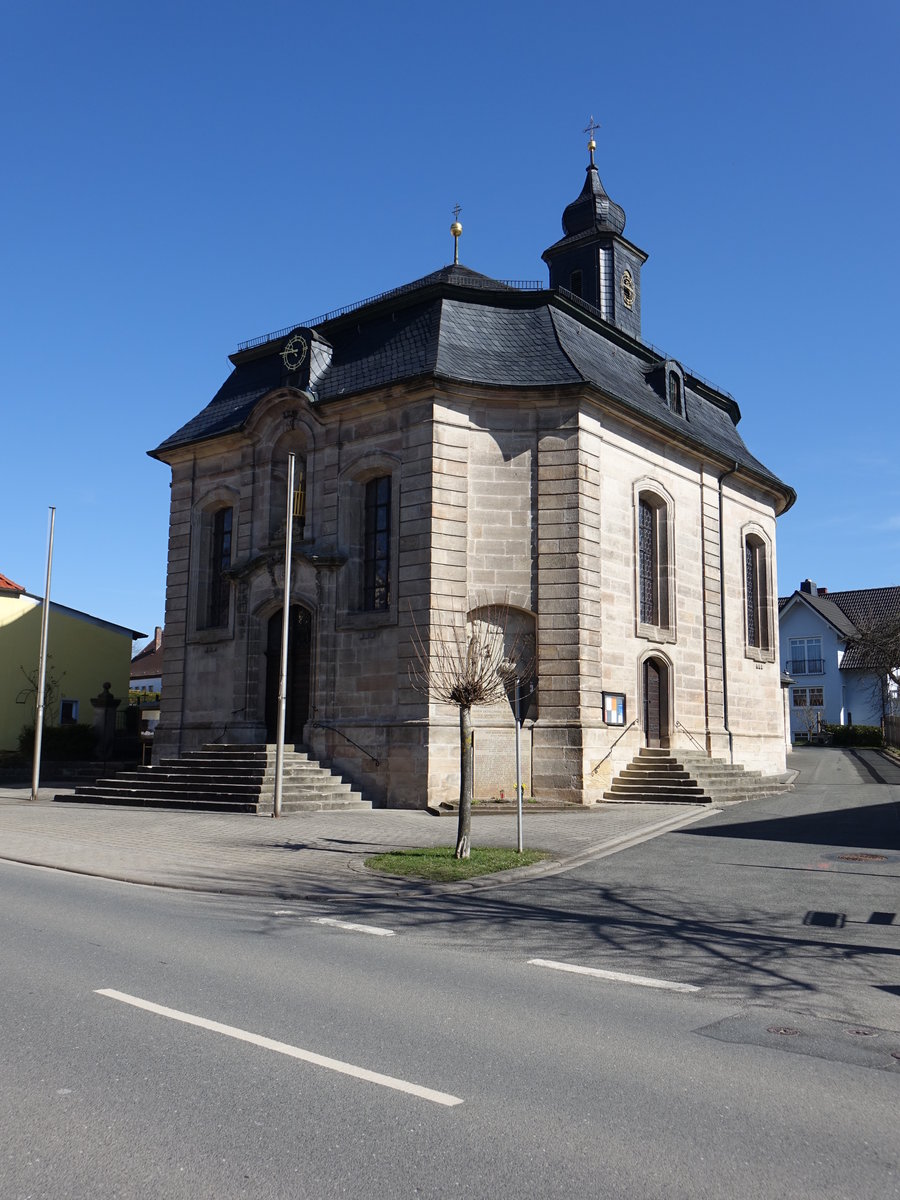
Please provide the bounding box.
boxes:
[745,533,771,652]
[363,475,391,612]
[201,505,233,629]
[269,449,307,542]
[337,453,400,625]
[637,490,671,632]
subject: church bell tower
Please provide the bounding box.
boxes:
[543,123,648,341]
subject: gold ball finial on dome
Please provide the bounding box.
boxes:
[450,203,463,265]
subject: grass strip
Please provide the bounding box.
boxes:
[365,845,550,882]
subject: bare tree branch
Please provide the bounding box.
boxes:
[408,600,535,858]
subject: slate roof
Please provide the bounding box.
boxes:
[150,265,792,508]
[778,585,900,671]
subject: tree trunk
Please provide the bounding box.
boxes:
[455,704,473,859]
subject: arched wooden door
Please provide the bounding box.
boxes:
[265,605,312,744]
[642,657,670,748]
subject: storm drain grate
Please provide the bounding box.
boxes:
[838,853,888,862]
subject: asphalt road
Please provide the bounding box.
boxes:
[323,748,900,1030]
[3,754,898,1200]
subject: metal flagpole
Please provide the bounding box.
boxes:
[31,506,56,803]
[514,676,524,852]
[273,453,296,818]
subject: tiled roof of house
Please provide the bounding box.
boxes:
[131,628,163,679]
[0,573,25,594]
[150,267,792,508]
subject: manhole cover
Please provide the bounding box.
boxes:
[838,853,888,863]
[767,1026,801,1036]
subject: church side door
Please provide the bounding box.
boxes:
[642,657,669,748]
[265,606,312,743]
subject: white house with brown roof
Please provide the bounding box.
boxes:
[778,579,900,737]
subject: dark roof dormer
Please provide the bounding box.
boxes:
[543,141,648,341]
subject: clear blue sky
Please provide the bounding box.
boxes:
[3,0,897,648]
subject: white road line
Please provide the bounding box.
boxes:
[95,989,462,1107]
[528,959,701,993]
[312,917,396,937]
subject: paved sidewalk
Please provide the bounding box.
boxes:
[0,787,714,899]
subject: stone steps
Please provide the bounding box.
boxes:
[604,748,793,805]
[56,744,370,814]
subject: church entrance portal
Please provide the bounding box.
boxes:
[642,657,670,748]
[265,606,312,743]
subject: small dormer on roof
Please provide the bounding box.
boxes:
[543,124,648,341]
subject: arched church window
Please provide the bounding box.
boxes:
[633,484,676,643]
[336,453,400,625]
[744,533,771,652]
[203,506,233,629]
[363,476,391,611]
[636,488,673,635]
[270,451,307,542]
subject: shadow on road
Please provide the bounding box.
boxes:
[232,864,900,1024]
[677,800,900,852]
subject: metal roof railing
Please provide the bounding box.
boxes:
[555,288,735,402]
[237,274,544,352]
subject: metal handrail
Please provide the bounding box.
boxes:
[591,719,638,774]
[312,721,380,766]
[675,721,706,753]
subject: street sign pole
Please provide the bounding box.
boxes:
[514,676,523,852]
[31,506,56,803]
[273,454,295,818]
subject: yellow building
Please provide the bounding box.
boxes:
[0,573,144,754]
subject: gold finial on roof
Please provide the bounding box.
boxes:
[583,115,601,166]
[450,203,463,265]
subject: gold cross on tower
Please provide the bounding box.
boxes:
[583,115,601,166]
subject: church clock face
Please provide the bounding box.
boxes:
[621,270,635,310]
[281,333,309,373]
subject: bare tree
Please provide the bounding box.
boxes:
[408,601,533,859]
[798,704,822,742]
[16,657,65,726]
[848,616,900,721]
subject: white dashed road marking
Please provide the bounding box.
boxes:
[96,989,462,1106]
[529,959,701,993]
[311,916,396,937]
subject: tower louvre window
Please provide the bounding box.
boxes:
[598,247,613,319]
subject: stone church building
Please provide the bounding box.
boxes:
[150,144,795,808]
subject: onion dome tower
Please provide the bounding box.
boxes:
[543,124,648,340]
